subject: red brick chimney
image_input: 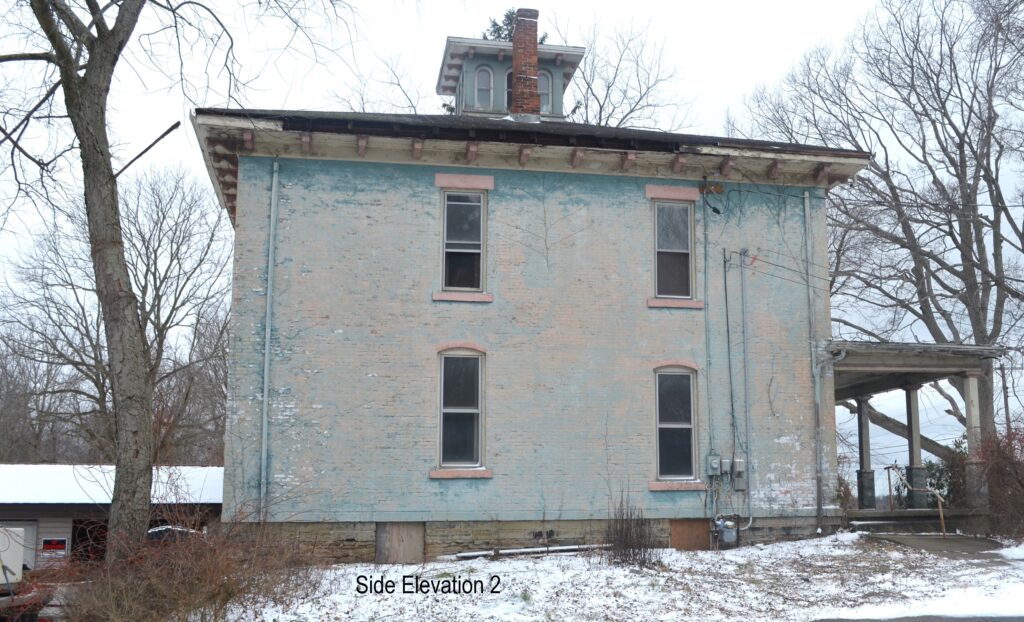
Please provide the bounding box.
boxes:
[509,8,541,120]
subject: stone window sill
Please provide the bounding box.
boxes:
[647,298,704,309]
[433,291,494,303]
[649,480,705,492]
[429,468,493,479]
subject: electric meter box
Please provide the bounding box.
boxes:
[706,452,722,476]
[0,527,25,585]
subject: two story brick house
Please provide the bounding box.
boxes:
[193,9,870,562]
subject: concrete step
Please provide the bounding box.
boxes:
[849,519,946,534]
[847,508,987,535]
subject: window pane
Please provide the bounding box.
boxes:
[659,428,693,478]
[657,205,690,251]
[442,412,479,464]
[476,68,492,90]
[444,252,481,289]
[476,69,492,108]
[446,193,482,205]
[446,202,481,243]
[658,374,692,424]
[539,73,551,113]
[443,357,479,408]
[656,252,691,297]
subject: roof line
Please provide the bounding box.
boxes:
[194,108,872,160]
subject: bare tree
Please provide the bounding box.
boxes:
[555,21,689,130]
[152,305,228,466]
[1,168,229,493]
[737,0,1024,445]
[1,0,346,560]
[0,341,95,463]
[335,55,427,114]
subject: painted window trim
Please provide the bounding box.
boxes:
[648,480,705,491]
[435,173,495,190]
[436,342,487,354]
[647,298,704,309]
[438,349,485,469]
[433,291,494,303]
[654,365,699,481]
[646,185,700,202]
[429,468,493,479]
[475,66,494,111]
[653,200,696,300]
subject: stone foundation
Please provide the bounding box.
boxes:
[425,519,664,559]
[742,514,843,545]
[232,514,832,563]
[233,521,376,563]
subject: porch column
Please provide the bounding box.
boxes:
[856,396,875,509]
[964,371,989,510]
[904,384,928,509]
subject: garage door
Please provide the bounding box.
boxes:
[0,520,38,569]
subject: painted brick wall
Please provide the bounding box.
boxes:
[224,157,836,523]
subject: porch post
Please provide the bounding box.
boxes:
[856,396,875,509]
[904,384,928,508]
[964,372,989,510]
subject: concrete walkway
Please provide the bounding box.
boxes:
[868,533,1008,563]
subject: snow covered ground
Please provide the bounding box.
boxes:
[242,533,1024,621]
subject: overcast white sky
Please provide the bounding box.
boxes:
[5,0,968,477]
[7,0,884,258]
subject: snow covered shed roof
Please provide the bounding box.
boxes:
[0,464,223,505]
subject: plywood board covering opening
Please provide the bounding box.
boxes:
[375,522,426,564]
[670,519,710,551]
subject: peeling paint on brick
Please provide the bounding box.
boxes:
[222,157,836,526]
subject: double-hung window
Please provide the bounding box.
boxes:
[538,71,552,114]
[440,354,482,466]
[476,67,493,110]
[656,370,695,478]
[654,202,693,298]
[443,191,484,291]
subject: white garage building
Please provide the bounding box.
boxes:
[0,464,222,569]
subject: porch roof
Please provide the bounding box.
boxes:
[830,341,1007,401]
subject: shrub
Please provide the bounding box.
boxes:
[60,519,325,622]
[984,429,1024,536]
[924,436,968,508]
[605,492,660,568]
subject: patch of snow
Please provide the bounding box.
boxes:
[231,531,1024,622]
[998,544,1024,560]
[821,582,1024,618]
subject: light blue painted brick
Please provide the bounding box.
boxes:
[223,157,836,522]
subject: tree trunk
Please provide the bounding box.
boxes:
[69,84,153,563]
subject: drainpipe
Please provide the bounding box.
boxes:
[702,183,715,457]
[702,183,716,518]
[260,159,281,519]
[739,249,754,529]
[803,191,824,531]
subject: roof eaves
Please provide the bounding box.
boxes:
[193,109,872,161]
